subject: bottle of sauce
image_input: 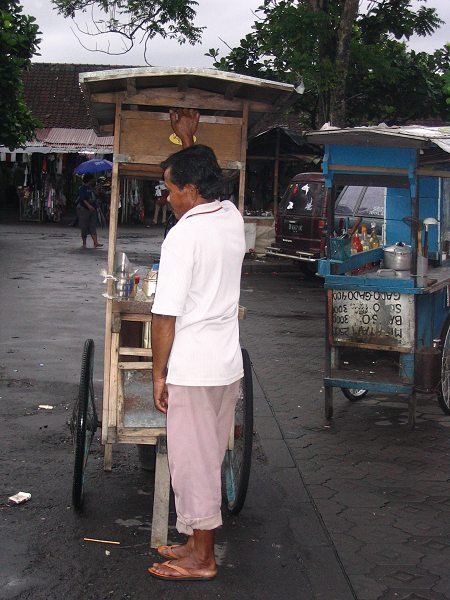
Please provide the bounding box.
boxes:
[360,224,370,251]
[369,222,380,249]
[351,229,363,254]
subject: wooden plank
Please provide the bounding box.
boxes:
[119,114,242,167]
[116,361,124,429]
[118,361,153,370]
[127,78,137,96]
[238,305,247,320]
[90,89,274,113]
[103,443,113,472]
[111,314,122,333]
[119,347,153,357]
[151,435,171,548]
[417,169,450,178]
[102,98,122,445]
[108,332,120,431]
[122,110,242,126]
[238,100,249,214]
[121,314,153,323]
[119,164,163,179]
[328,164,409,175]
[112,299,153,314]
[116,428,166,442]
[117,154,241,171]
[224,82,242,100]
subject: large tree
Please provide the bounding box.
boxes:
[0,0,41,149]
[207,0,448,127]
[51,0,203,61]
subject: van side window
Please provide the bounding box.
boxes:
[280,182,325,217]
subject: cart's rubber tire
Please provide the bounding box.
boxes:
[437,321,450,415]
[341,388,368,402]
[71,339,98,510]
[222,348,253,515]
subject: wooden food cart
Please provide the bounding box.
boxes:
[307,126,450,428]
[71,68,296,546]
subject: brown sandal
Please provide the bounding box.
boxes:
[148,560,216,581]
[157,545,182,559]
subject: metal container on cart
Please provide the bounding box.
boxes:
[307,126,450,428]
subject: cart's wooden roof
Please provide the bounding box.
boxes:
[79,67,297,134]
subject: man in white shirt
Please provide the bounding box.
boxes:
[148,110,246,582]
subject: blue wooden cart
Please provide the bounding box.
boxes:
[307,126,450,427]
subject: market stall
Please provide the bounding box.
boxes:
[307,126,450,427]
[72,67,297,545]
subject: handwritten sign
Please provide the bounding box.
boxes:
[331,289,414,349]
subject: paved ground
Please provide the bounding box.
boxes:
[1,221,450,599]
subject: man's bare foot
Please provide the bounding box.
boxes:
[149,554,217,581]
[157,538,194,560]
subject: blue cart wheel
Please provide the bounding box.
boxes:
[438,325,450,415]
[222,348,253,515]
[341,388,368,401]
[71,339,98,510]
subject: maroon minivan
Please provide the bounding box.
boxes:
[266,173,326,273]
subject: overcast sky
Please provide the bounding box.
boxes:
[22,0,450,68]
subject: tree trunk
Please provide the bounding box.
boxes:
[331,0,359,127]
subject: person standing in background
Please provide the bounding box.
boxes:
[77,173,103,248]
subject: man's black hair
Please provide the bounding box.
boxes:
[161,144,223,201]
[82,173,95,184]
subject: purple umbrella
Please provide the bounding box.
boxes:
[74,159,113,175]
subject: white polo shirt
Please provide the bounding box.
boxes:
[151,200,246,386]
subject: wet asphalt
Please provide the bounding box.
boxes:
[2,220,450,600]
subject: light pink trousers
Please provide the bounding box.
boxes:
[166,381,240,535]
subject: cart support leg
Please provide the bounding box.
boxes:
[151,435,171,549]
[325,385,333,419]
[408,391,417,430]
[104,443,113,472]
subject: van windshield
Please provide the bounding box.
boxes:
[280,181,325,217]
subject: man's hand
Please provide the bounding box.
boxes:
[153,375,168,414]
[151,313,175,414]
[170,108,200,148]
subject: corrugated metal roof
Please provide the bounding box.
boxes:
[308,125,450,154]
[1,128,113,154]
[41,128,113,150]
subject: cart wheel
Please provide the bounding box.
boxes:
[71,339,98,510]
[438,323,450,415]
[341,388,368,402]
[222,348,253,515]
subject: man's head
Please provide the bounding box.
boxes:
[82,173,95,186]
[160,145,222,219]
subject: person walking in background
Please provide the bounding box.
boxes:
[149,108,246,581]
[76,173,103,248]
[152,180,168,225]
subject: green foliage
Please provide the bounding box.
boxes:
[347,40,449,124]
[207,0,448,127]
[52,0,203,61]
[0,1,41,149]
